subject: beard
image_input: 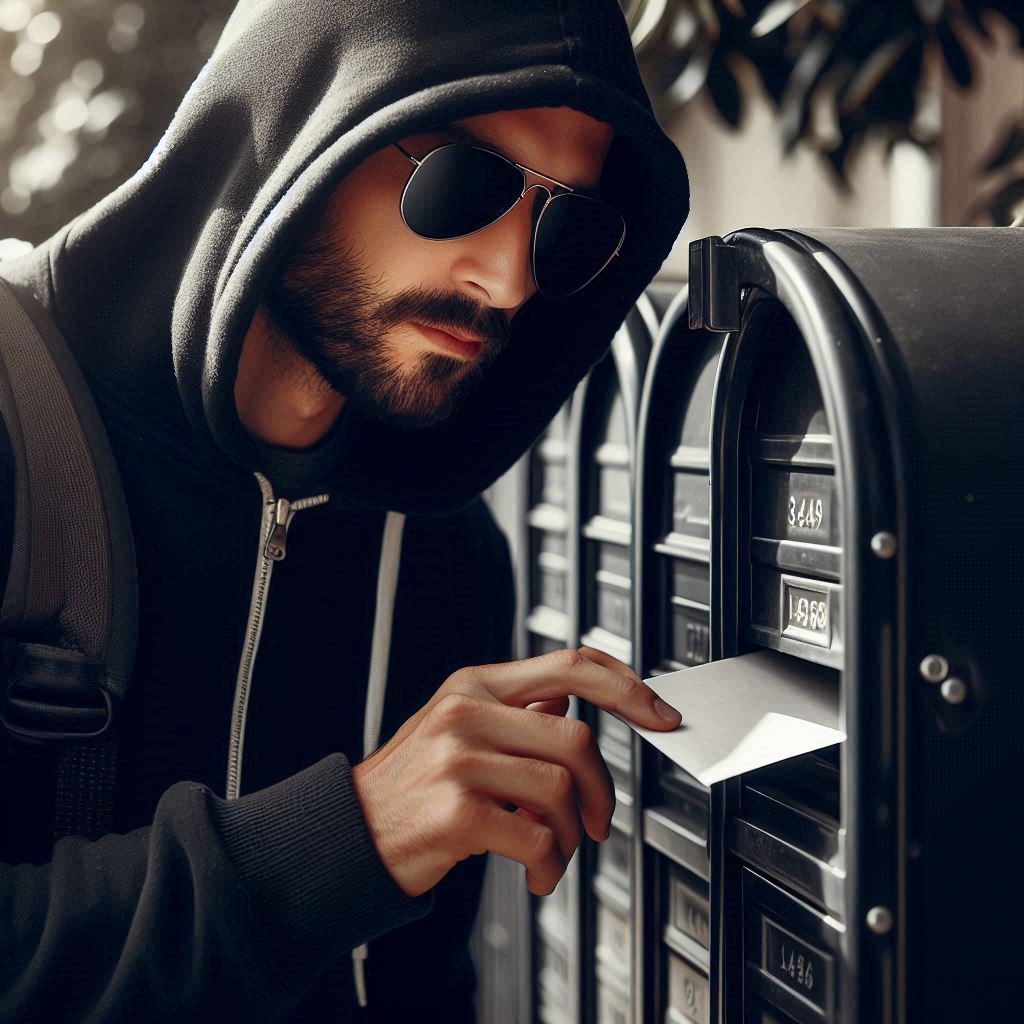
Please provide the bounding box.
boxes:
[261,212,514,430]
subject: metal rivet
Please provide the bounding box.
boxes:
[941,677,968,705]
[919,654,949,684]
[870,531,897,559]
[866,906,893,935]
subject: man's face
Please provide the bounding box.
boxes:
[262,106,614,429]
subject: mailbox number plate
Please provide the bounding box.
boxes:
[781,580,831,648]
[762,918,831,1013]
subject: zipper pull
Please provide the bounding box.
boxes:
[263,498,291,561]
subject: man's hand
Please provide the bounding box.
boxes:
[351,647,681,898]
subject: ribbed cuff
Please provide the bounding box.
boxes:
[207,753,434,986]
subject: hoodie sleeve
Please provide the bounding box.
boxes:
[0,753,433,1022]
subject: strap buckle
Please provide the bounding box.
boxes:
[0,642,114,745]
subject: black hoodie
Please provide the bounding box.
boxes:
[0,1,688,1020]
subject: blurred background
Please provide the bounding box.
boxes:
[0,0,1021,267]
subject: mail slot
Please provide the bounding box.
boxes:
[690,227,1024,1021]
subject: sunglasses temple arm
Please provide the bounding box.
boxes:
[392,141,421,166]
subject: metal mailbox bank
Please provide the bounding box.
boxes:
[689,227,1021,1022]
[486,226,1022,1024]
[529,291,661,1024]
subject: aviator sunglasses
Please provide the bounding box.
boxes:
[393,140,626,298]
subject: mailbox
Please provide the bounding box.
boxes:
[689,227,1023,1022]
[570,289,660,1024]
[488,228,1021,1023]
[524,287,666,1024]
[523,399,575,660]
[634,286,725,1024]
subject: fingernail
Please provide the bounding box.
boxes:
[653,697,681,725]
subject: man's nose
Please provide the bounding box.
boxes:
[449,192,539,314]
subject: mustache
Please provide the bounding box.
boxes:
[371,288,514,353]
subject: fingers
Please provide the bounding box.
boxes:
[456,648,682,731]
[526,696,571,717]
[468,799,569,896]
[460,751,583,868]
[426,694,613,842]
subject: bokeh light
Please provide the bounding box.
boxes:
[0,0,235,248]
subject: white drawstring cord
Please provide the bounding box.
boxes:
[352,510,406,1008]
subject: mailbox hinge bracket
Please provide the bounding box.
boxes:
[689,236,740,332]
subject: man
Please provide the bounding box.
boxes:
[0,0,688,1020]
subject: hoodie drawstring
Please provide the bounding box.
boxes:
[352,510,406,1008]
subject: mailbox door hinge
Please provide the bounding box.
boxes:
[689,236,740,332]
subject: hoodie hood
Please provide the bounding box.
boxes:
[8,0,688,515]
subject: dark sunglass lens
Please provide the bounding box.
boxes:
[402,145,524,239]
[533,194,625,297]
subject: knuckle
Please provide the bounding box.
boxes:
[446,664,483,690]
[430,690,482,724]
[543,647,586,673]
[546,763,575,803]
[530,827,560,865]
[430,732,475,776]
[561,716,594,754]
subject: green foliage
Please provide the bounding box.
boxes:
[623,0,1024,222]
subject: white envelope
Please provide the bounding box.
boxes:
[619,649,845,786]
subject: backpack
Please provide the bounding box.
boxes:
[0,277,137,841]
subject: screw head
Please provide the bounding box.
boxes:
[870,531,898,559]
[919,654,949,684]
[941,677,968,705]
[866,906,894,935]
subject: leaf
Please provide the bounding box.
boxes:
[839,32,916,115]
[705,50,742,127]
[971,177,1024,225]
[661,47,712,109]
[937,20,972,88]
[978,117,1024,174]
[750,0,812,39]
[778,30,836,150]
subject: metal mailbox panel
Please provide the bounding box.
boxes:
[669,555,711,608]
[595,899,633,975]
[598,460,632,522]
[748,566,843,666]
[671,469,711,540]
[742,868,842,1023]
[594,824,631,894]
[595,567,632,639]
[669,598,711,667]
[665,951,710,1024]
[668,866,711,952]
[596,979,631,1024]
[538,935,572,1016]
[749,466,839,550]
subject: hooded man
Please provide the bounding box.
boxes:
[0,0,689,1020]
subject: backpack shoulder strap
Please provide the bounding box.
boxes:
[0,277,137,838]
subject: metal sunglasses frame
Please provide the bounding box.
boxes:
[393,140,626,298]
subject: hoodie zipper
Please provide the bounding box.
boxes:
[225,471,329,800]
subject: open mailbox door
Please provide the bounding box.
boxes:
[686,227,1023,1023]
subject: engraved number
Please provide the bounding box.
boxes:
[789,591,828,632]
[779,943,815,992]
[787,495,824,530]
